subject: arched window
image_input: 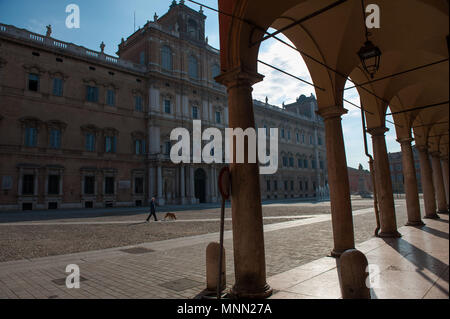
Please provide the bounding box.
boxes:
[161,46,172,71]
[188,55,198,79]
[187,19,198,39]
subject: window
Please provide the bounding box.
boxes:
[304,159,308,168]
[212,64,220,79]
[135,96,143,112]
[48,175,60,195]
[139,51,145,65]
[318,136,323,145]
[106,90,115,106]
[298,159,303,168]
[320,161,324,169]
[274,180,278,191]
[192,106,198,119]
[49,129,61,149]
[312,159,317,169]
[85,133,95,152]
[22,175,34,195]
[105,136,117,153]
[165,141,171,155]
[281,128,285,139]
[164,99,171,114]
[135,139,146,155]
[187,19,198,39]
[215,111,221,124]
[104,177,115,194]
[188,55,198,79]
[28,73,39,91]
[287,130,291,140]
[302,134,305,143]
[289,157,294,167]
[52,78,63,96]
[86,86,99,102]
[305,181,309,190]
[161,46,172,71]
[25,127,37,147]
[310,135,313,145]
[135,177,144,194]
[296,132,300,143]
[299,181,303,191]
[266,180,270,191]
[84,176,95,194]
[284,181,288,191]
[290,181,294,191]
[282,156,288,167]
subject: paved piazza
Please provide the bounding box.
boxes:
[0,198,447,299]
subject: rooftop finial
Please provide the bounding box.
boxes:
[199,5,204,14]
[154,12,158,22]
[170,0,177,8]
[265,96,268,104]
[100,41,105,53]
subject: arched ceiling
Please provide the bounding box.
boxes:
[218,0,448,153]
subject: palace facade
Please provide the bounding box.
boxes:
[0,1,327,211]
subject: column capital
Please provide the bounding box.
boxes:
[367,126,389,137]
[430,151,441,158]
[415,144,429,153]
[396,137,414,145]
[215,66,264,89]
[316,106,348,120]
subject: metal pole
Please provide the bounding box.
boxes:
[217,197,225,299]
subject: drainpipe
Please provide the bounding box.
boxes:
[360,104,380,237]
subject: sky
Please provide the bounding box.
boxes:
[0,0,401,169]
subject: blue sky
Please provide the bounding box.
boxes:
[0,0,400,169]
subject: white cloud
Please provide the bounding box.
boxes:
[253,35,314,106]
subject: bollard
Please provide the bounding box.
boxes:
[338,249,371,299]
[206,242,225,292]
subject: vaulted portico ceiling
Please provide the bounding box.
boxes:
[217,0,448,154]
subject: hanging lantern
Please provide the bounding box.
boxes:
[358,40,382,79]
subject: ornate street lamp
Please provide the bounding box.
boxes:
[358,0,381,79]
[358,40,381,79]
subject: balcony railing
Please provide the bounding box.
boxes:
[0,22,147,73]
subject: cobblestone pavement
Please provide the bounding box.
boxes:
[0,199,412,299]
[0,199,373,262]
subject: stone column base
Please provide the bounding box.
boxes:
[180,197,188,205]
[329,247,354,258]
[229,283,273,299]
[377,230,402,238]
[424,213,440,219]
[405,220,425,227]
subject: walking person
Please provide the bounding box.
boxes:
[146,197,158,222]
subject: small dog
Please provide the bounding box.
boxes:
[163,212,177,221]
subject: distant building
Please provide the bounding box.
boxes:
[347,165,373,195]
[255,94,328,201]
[388,146,422,194]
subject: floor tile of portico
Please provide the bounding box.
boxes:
[269,214,449,299]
